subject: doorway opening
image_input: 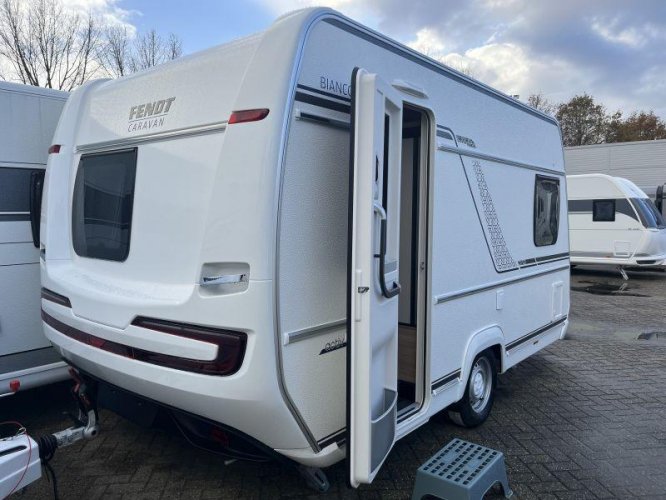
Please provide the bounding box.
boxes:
[396,105,429,420]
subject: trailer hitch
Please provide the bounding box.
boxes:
[0,368,100,498]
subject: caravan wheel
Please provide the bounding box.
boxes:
[449,351,497,428]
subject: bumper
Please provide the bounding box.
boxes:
[41,297,308,453]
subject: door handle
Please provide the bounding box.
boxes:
[377,218,401,299]
[373,200,386,220]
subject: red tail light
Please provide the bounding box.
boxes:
[228,108,269,124]
[41,287,72,308]
[132,317,247,376]
[42,311,247,377]
[48,144,61,154]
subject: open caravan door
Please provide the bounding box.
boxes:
[347,68,403,487]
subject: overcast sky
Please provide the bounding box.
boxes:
[65,0,666,117]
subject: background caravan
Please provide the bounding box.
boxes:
[0,82,69,397]
[40,8,570,488]
[568,174,666,276]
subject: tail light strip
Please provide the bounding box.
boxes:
[41,310,246,376]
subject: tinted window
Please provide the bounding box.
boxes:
[72,149,137,261]
[631,197,666,229]
[593,200,615,222]
[534,176,560,246]
[0,167,42,216]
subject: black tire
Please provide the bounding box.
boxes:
[449,351,497,428]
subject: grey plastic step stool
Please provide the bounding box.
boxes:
[412,438,513,500]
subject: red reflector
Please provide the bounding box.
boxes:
[9,380,20,393]
[48,144,61,154]
[228,108,269,124]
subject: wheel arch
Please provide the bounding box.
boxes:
[457,325,505,402]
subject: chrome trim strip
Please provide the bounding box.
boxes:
[284,319,346,345]
[435,264,569,305]
[200,273,247,286]
[76,121,228,153]
[437,144,564,176]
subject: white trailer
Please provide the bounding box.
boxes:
[0,81,69,397]
[568,174,666,273]
[40,8,569,487]
[564,140,666,216]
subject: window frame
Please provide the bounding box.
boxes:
[592,199,616,222]
[533,174,560,247]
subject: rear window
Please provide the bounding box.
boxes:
[72,149,137,261]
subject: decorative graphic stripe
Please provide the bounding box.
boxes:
[432,369,462,392]
[506,316,567,351]
[296,84,351,103]
[294,91,351,114]
[471,160,518,272]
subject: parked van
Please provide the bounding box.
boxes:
[568,174,666,276]
[1,81,69,397]
[40,8,569,487]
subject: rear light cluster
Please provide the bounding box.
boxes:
[228,108,269,124]
[48,144,61,154]
[41,288,246,376]
[131,317,247,376]
[41,287,72,308]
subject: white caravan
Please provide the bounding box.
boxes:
[40,8,569,487]
[568,174,666,273]
[1,82,69,397]
[564,140,666,217]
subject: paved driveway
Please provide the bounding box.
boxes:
[3,266,666,499]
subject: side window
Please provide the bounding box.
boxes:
[593,200,615,222]
[533,175,560,247]
[0,167,42,221]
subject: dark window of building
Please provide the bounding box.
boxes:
[72,149,137,261]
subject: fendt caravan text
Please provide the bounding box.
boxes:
[1,81,69,397]
[40,8,569,487]
[568,174,666,274]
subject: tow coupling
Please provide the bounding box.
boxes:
[0,368,100,499]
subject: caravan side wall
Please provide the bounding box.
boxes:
[277,16,569,453]
[568,174,666,266]
[0,83,68,395]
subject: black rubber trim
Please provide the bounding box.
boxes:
[506,316,567,351]
[345,66,360,488]
[318,428,346,449]
[294,91,350,114]
[431,369,462,392]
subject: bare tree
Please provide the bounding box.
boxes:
[166,33,182,61]
[98,25,132,77]
[0,0,101,90]
[527,93,556,116]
